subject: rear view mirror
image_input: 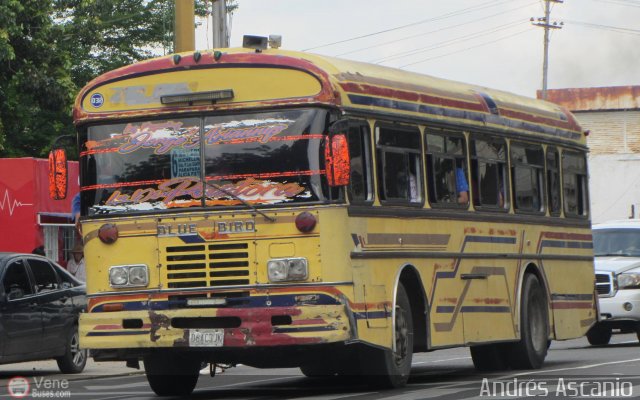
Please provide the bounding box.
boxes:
[49,148,68,200]
[324,134,350,187]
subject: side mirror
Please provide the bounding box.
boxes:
[324,133,350,187]
[48,148,68,200]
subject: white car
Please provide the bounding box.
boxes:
[588,220,640,345]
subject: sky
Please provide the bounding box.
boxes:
[195,0,640,98]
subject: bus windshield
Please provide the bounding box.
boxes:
[79,108,331,216]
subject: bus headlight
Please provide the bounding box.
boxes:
[109,265,149,288]
[267,258,308,282]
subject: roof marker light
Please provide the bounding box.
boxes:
[160,89,235,105]
[172,54,182,65]
[193,51,202,63]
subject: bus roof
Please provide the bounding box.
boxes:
[74,47,585,145]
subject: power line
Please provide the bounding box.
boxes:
[334,0,538,58]
[302,0,520,51]
[566,19,640,35]
[591,0,640,7]
[374,20,526,64]
[399,28,535,68]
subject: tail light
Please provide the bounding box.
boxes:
[325,134,350,187]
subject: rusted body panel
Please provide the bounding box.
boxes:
[80,286,354,351]
[542,86,640,112]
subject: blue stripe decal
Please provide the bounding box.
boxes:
[436,306,455,313]
[429,234,518,305]
[87,330,150,337]
[347,94,580,140]
[353,311,390,320]
[541,240,593,249]
[273,326,337,334]
[179,235,206,244]
[92,293,342,313]
[460,306,511,313]
[466,235,517,244]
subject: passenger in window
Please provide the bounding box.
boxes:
[456,167,469,204]
[67,242,86,282]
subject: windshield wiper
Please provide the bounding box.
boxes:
[204,181,276,222]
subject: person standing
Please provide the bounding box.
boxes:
[67,242,86,282]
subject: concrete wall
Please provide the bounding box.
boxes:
[574,110,640,223]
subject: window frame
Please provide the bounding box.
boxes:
[562,150,589,218]
[470,135,509,212]
[374,123,423,207]
[510,141,545,215]
[546,146,562,217]
[425,129,470,209]
[346,121,374,205]
[2,258,36,301]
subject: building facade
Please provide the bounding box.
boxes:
[542,86,640,224]
[0,158,79,265]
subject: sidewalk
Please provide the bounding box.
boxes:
[0,359,142,386]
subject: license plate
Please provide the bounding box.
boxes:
[188,329,224,347]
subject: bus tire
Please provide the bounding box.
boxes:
[143,353,200,396]
[470,344,508,371]
[586,324,612,345]
[360,283,413,388]
[507,274,549,369]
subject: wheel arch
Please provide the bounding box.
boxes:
[393,264,429,352]
[515,262,553,339]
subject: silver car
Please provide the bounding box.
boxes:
[589,220,640,345]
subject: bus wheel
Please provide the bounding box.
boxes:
[361,283,413,388]
[586,324,612,345]
[143,353,200,396]
[470,344,508,371]
[508,274,549,369]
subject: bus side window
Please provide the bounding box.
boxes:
[347,123,373,203]
[375,125,422,204]
[470,136,508,210]
[546,147,561,216]
[425,131,468,207]
[510,142,544,213]
[562,151,589,217]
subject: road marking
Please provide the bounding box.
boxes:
[84,381,150,390]
[207,375,299,388]
[413,356,471,365]
[506,357,640,378]
[289,392,377,400]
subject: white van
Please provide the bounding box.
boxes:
[589,220,640,345]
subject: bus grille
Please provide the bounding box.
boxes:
[595,272,614,297]
[164,243,251,289]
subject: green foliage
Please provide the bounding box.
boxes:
[0,0,233,158]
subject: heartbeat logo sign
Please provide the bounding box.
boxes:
[0,188,33,217]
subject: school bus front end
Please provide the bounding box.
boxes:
[80,207,361,357]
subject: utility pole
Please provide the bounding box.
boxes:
[211,0,229,48]
[531,0,563,99]
[175,0,195,52]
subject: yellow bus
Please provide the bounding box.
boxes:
[53,36,597,396]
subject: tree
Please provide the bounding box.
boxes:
[0,0,75,157]
[0,0,237,158]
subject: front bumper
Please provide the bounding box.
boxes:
[598,288,640,323]
[80,288,353,351]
